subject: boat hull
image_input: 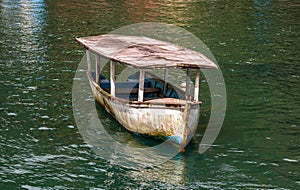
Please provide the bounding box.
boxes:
[88,73,200,149]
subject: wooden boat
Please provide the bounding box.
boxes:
[76,34,218,150]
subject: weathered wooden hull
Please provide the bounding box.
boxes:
[87,73,200,149]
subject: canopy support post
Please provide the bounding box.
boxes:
[185,69,191,100]
[194,69,200,102]
[86,50,91,73]
[138,69,145,102]
[163,68,169,96]
[95,55,100,83]
[110,60,115,97]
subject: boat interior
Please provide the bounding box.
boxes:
[91,72,184,101]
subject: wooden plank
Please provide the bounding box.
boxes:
[76,35,218,69]
[144,98,190,105]
[110,60,115,97]
[103,87,160,94]
[138,69,145,102]
[194,69,200,102]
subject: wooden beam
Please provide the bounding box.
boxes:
[185,69,191,99]
[86,50,91,73]
[95,55,100,83]
[138,69,145,102]
[110,60,115,97]
[194,69,200,102]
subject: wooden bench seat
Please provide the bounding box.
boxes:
[100,80,151,89]
[103,87,160,95]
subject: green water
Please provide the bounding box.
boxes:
[1,0,299,189]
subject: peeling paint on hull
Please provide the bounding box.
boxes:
[88,73,200,149]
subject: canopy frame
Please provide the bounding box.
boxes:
[86,50,203,102]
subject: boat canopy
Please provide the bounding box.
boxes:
[76,34,218,69]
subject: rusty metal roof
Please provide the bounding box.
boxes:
[76,34,218,69]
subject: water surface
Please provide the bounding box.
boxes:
[0,0,299,189]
